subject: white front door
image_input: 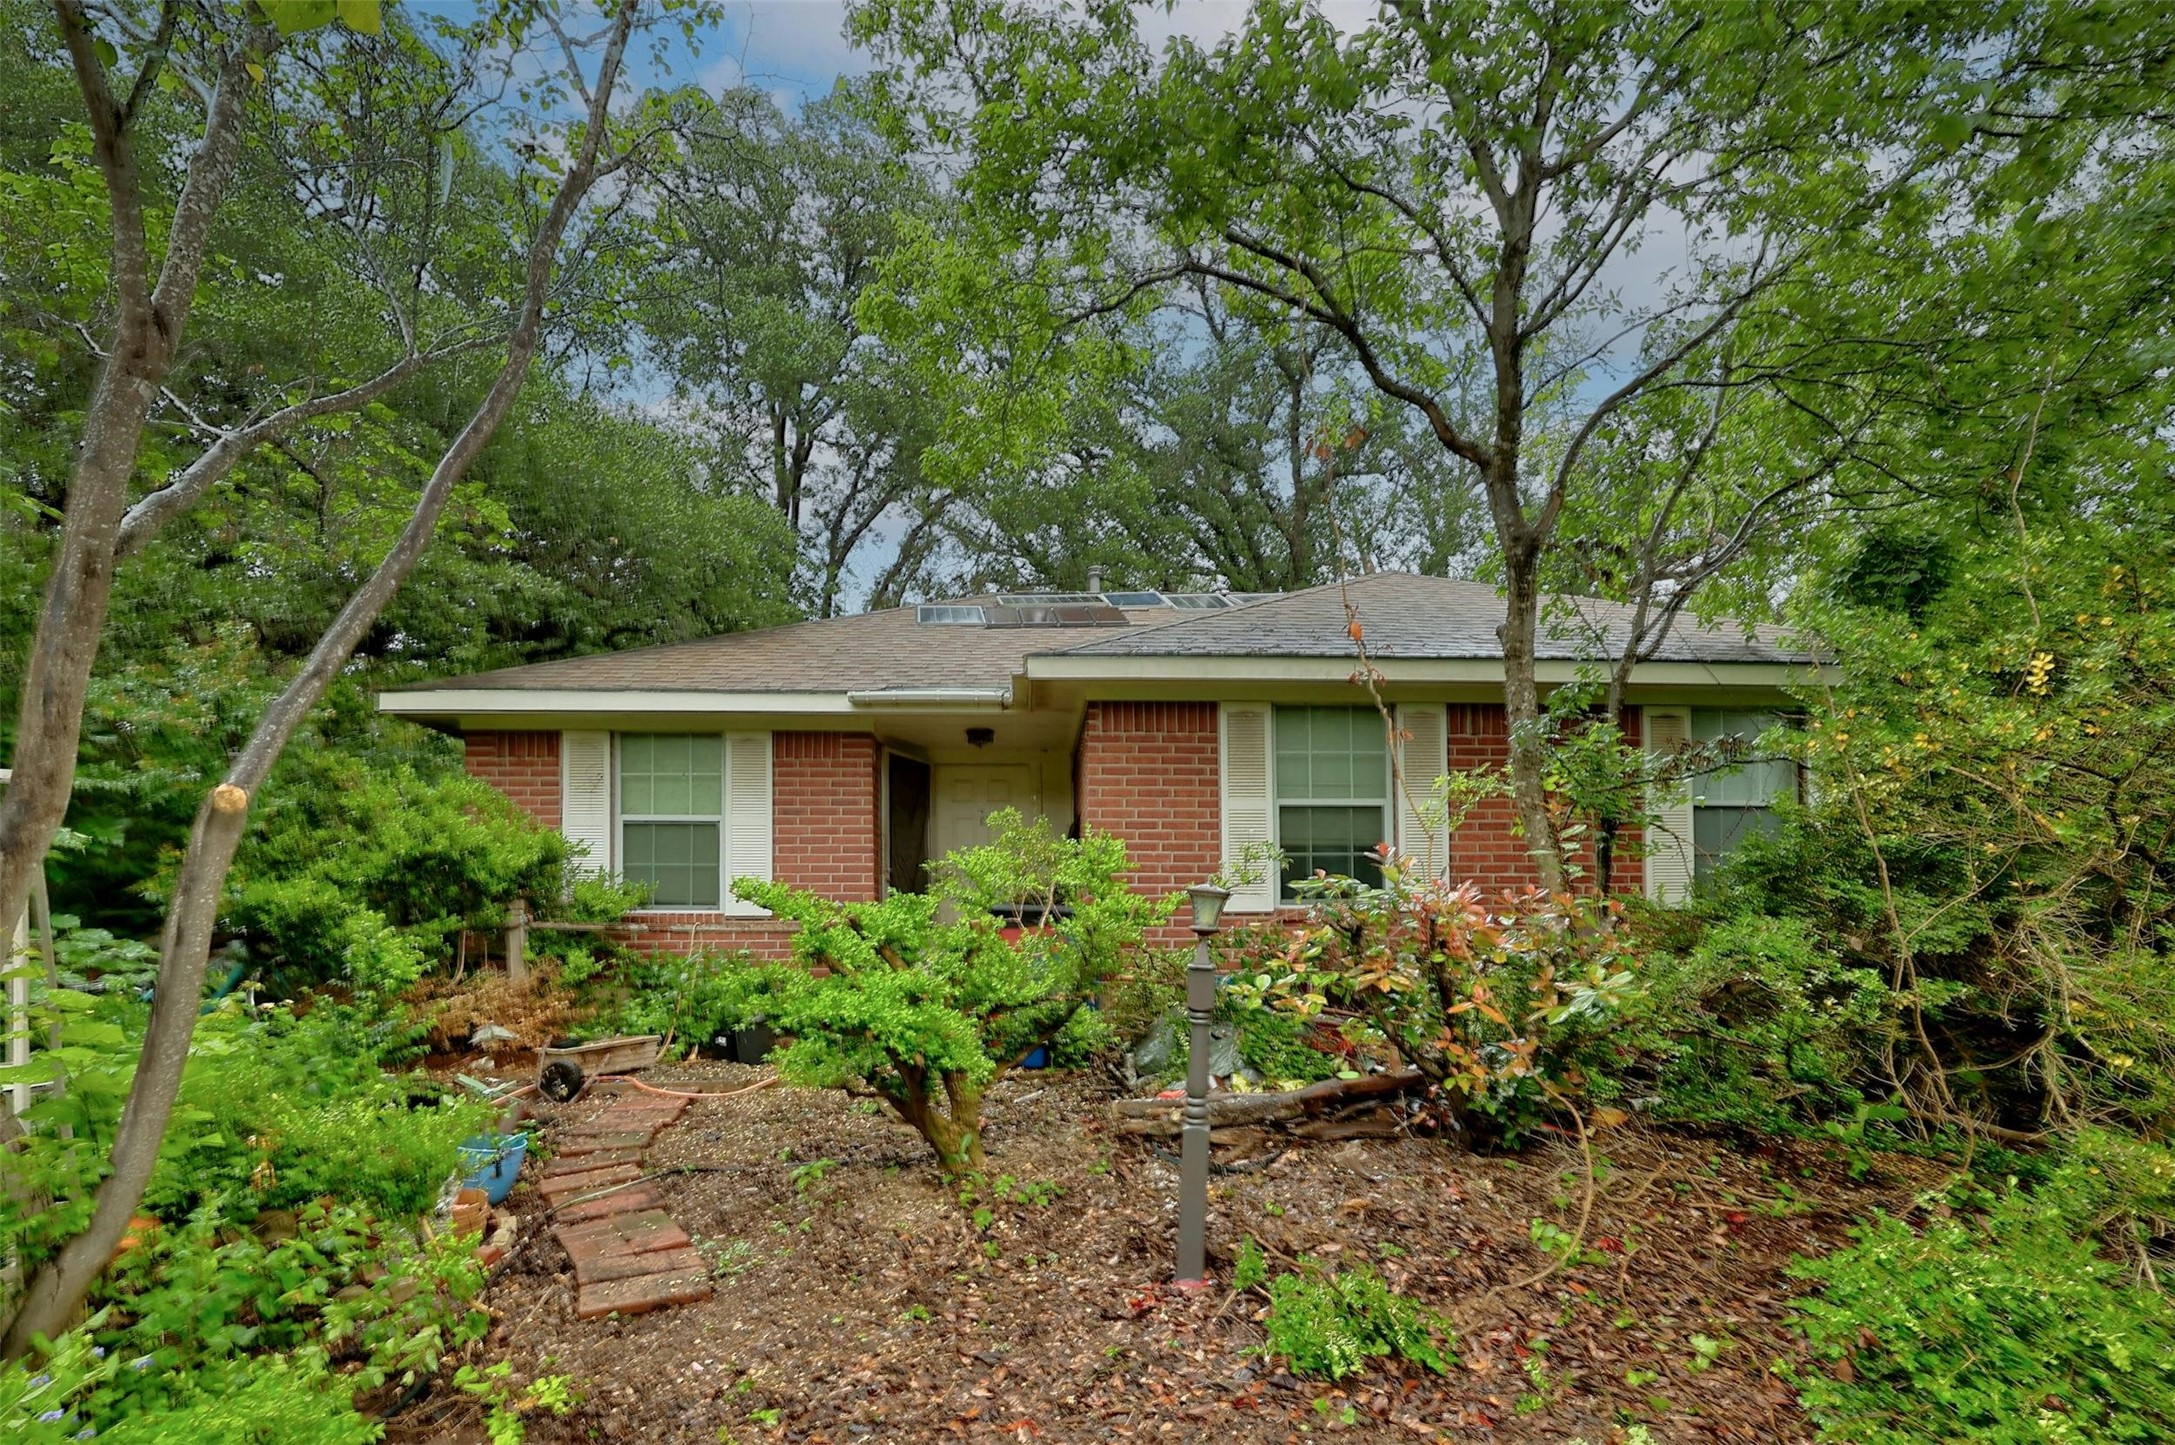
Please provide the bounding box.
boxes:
[930,764,1036,862]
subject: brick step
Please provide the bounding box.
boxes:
[573,1244,708,1286]
[542,1147,643,1177]
[597,1095,690,1123]
[576,1271,712,1320]
[555,1131,653,1156]
[544,1082,707,1321]
[552,1186,663,1224]
[555,1210,691,1258]
[538,1164,643,1204]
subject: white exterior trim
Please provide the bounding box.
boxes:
[384,689,872,717]
[560,730,614,878]
[1643,707,1696,905]
[1393,703,1451,880]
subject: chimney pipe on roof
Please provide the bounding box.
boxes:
[1087,565,1106,594]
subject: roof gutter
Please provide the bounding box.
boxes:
[846,687,1012,709]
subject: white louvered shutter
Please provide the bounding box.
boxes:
[722,731,774,916]
[1219,704,1276,913]
[560,730,613,878]
[1394,703,1450,881]
[1644,707,1695,904]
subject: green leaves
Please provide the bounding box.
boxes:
[1260,1262,1455,1382]
[1791,1184,2175,1443]
[718,812,1174,1173]
[256,0,381,37]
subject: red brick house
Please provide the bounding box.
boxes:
[379,573,1814,954]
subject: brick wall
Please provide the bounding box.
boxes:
[1445,703,1645,896]
[773,732,881,901]
[464,731,561,828]
[1075,702,1224,948]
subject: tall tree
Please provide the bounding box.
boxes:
[1,0,675,1357]
[640,84,945,615]
[925,283,1484,595]
[0,0,538,974]
[857,0,2039,887]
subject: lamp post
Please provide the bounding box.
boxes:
[1176,881,1229,1287]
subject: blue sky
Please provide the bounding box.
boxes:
[625,1,1304,110]
[637,2,872,106]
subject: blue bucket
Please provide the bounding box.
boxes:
[1019,1045,1051,1070]
[457,1132,529,1205]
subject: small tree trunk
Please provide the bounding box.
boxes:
[1498,549,1565,893]
[889,1074,987,1178]
[0,13,265,977]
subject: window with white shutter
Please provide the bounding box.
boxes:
[560,730,613,878]
[1218,704,1276,913]
[575,731,774,913]
[1394,703,1450,880]
[1643,708,1695,904]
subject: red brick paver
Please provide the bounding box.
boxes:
[546,1087,713,1320]
[574,1269,713,1320]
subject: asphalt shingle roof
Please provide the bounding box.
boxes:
[389,572,1809,696]
[1053,573,1811,664]
[389,606,1075,694]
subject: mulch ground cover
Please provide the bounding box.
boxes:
[396,1062,1942,1445]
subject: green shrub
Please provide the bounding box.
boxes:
[1258,1261,1455,1381]
[1219,970,1349,1086]
[152,1003,492,1217]
[717,810,1174,1175]
[1790,1181,2175,1444]
[600,948,765,1058]
[3,1198,489,1445]
[1253,859,1638,1146]
[223,755,571,993]
[1625,913,1897,1132]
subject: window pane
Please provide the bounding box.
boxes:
[1693,806,1780,884]
[1274,706,1388,802]
[619,734,654,815]
[1688,710,1796,808]
[1278,805,1387,898]
[619,733,723,818]
[622,822,720,907]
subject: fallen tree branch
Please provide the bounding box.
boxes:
[1109,1069,1424,1137]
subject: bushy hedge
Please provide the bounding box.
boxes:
[222,755,572,994]
[1791,1166,2175,1444]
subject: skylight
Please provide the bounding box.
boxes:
[916,605,987,625]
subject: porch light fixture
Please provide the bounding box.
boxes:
[965,726,995,749]
[1176,881,1230,1287]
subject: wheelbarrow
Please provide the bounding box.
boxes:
[535,1034,664,1102]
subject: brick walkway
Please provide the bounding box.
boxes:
[542,1089,714,1320]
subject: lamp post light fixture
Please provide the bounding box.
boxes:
[1176,881,1230,1287]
